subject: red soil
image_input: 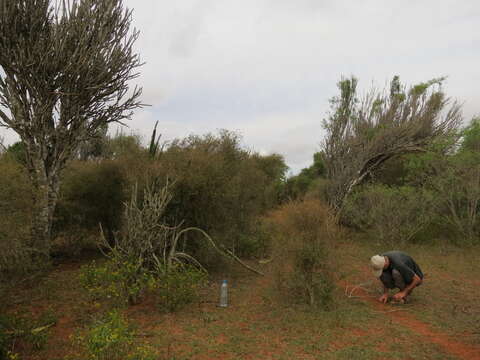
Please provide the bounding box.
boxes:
[350,282,480,360]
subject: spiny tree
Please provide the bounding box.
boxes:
[0,0,143,258]
[322,76,462,213]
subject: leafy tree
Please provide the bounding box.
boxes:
[460,117,480,153]
[106,132,145,160]
[406,119,480,243]
[0,0,143,257]
[149,130,286,259]
[6,141,27,165]
[322,76,461,212]
[342,184,434,245]
[282,152,326,200]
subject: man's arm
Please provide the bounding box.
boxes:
[378,283,389,303]
[393,274,422,301]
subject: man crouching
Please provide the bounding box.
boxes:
[370,251,424,304]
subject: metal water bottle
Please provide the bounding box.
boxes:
[219,279,228,307]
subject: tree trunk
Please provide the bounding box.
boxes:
[28,156,60,259]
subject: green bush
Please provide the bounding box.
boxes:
[80,259,154,306]
[342,184,434,245]
[74,311,158,360]
[82,311,133,360]
[0,310,56,357]
[405,139,480,244]
[154,264,207,312]
[0,155,33,274]
[0,315,11,359]
[53,160,126,255]
[149,130,287,262]
[267,199,338,308]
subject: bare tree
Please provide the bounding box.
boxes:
[322,76,462,213]
[0,0,143,257]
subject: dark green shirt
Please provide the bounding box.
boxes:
[382,251,424,284]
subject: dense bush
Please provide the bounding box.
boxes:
[342,184,434,245]
[81,182,212,310]
[54,160,127,254]
[155,264,207,312]
[149,130,287,261]
[266,199,338,308]
[404,126,480,244]
[282,152,327,201]
[0,155,33,274]
[80,259,154,306]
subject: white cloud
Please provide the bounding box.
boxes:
[1,0,479,173]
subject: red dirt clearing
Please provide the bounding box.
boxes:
[349,284,480,360]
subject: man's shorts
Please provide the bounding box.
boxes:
[380,269,406,290]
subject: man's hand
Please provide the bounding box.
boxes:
[392,291,406,302]
[378,293,389,304]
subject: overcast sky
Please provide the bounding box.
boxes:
[1,0,479,173]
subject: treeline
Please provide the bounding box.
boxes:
[0,129,288,274]
[288,77,480,246]
[343,118,480,246]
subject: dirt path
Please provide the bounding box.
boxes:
[347,282,480,360]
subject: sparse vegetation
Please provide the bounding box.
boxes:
[267,199,339,308]
[73,311,158,360]
[0,3,478,357]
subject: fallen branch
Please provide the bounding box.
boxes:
[179,227,264,276]
[222,246,265,276]
[6,322,55,336]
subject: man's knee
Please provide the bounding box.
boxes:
[380,272,395,289]
[392,269,406,290]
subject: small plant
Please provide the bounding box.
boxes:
[0,310,56,357]
[0,315,11,359]
[74,311,158,360]
[80,259,154,306]
[79,311,133,360]
[154,264,207,312]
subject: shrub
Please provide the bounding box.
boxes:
[82,311,132,360]
[0,310,56,357]
[149,130,287,261]
[267,199,338,308]
[154,264,207,312]
[405,140,480,244]
[84,182,217,310]
[342,184,434,245]
[54,160,127,255]
[80,260,154,306]
[74,311,158,360]
[0,156,33,274]
[0,315,10,359]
